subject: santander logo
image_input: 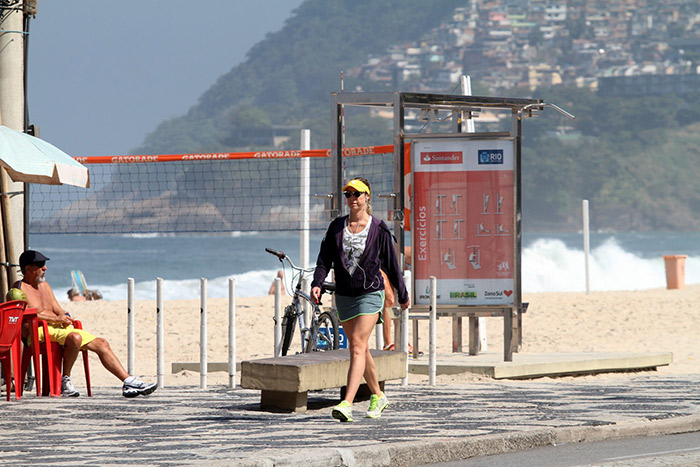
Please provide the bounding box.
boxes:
[421,151,463,164]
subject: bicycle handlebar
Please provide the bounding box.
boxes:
[265,247,314,274]
[265,248,285,260]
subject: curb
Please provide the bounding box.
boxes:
[236,414,700,466]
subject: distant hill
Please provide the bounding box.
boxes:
[132,0,700,232]
[133,0,465,154]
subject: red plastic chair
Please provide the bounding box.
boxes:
[0,300,27,401]
[19,308,42,396]
[20,317,91,397]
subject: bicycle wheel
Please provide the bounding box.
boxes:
[280,304,298,356]
[307,310,340,352]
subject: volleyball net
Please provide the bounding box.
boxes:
[29,145,398,234]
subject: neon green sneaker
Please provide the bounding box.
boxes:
[366,392,389,418]
[332,400,354,422]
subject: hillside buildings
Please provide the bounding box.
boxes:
[351,0,700,96]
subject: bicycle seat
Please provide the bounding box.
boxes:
[321,282,336,294]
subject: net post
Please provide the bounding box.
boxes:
[300,129,311,325]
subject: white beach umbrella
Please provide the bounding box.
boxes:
[0,125,89,188]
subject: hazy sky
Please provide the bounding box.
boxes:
[26,0,305,157]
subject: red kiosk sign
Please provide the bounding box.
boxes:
[412,138,515,307]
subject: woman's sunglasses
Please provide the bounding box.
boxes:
[344,191,364,199]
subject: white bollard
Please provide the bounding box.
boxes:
[274,277,282,357]
[200,278,207,389]
[583,199,590,295]
[376,322,383,350]
[429,276,437,386]
[228,278,236,389]
[156,278,164,389]
[127,278,135,375]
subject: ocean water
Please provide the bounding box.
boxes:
[27,231,700,301]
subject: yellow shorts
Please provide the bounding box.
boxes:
[38,324,97,348]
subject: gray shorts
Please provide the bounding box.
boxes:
[335,291,384,324]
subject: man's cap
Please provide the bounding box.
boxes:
[19,250,50,268]
[343,179,370,196]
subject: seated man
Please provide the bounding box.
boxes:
[15,250,157,398]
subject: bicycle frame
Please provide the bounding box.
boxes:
[266,247,339,355]
[291,282,316,352]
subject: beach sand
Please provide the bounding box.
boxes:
[58,284,700,389]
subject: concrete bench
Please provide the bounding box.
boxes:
[240,349,406,412]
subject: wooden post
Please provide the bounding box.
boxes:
[0,169,17,292]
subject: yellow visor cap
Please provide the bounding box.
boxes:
[343,179,370,196]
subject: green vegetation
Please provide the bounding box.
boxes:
[131,0,700,232]
[521,86,700,231]
[133,0,466,153]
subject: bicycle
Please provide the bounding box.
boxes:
[265,248,341,356]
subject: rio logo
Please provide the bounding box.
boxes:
[478,149,504,165]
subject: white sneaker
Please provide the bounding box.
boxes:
[366,392,388,418]
[61,375,80,397]
[122,377,157,398]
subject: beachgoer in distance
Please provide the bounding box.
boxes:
[268,270,285,296]
[67,288,86,302]
[380,269,396,350]
[381,247,420,354]
[15,250,157,398]
[311,177,409,422]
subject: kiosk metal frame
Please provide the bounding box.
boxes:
[330,92,569,361]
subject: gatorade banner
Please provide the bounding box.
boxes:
[412,138,515,306]
[74,144,397,164]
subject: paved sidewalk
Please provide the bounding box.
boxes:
[2,375,700,466]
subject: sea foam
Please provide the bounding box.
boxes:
[53,237,699,301]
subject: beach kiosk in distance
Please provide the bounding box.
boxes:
[328,92,573,362]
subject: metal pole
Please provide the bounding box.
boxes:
[429,276,437,386]
[228,278,236,389]
[274,277,282,357]
[583,199,590,295]
[200,278,207,389]
[461,75,486,352]
[156,278,164,388]
[127,278,135,375]
[460,75,476,133]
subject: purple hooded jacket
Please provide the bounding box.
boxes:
[311,215,409,304]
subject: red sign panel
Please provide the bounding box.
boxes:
[412,139,515,307]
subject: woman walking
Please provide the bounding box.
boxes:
[311,177,410,422]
